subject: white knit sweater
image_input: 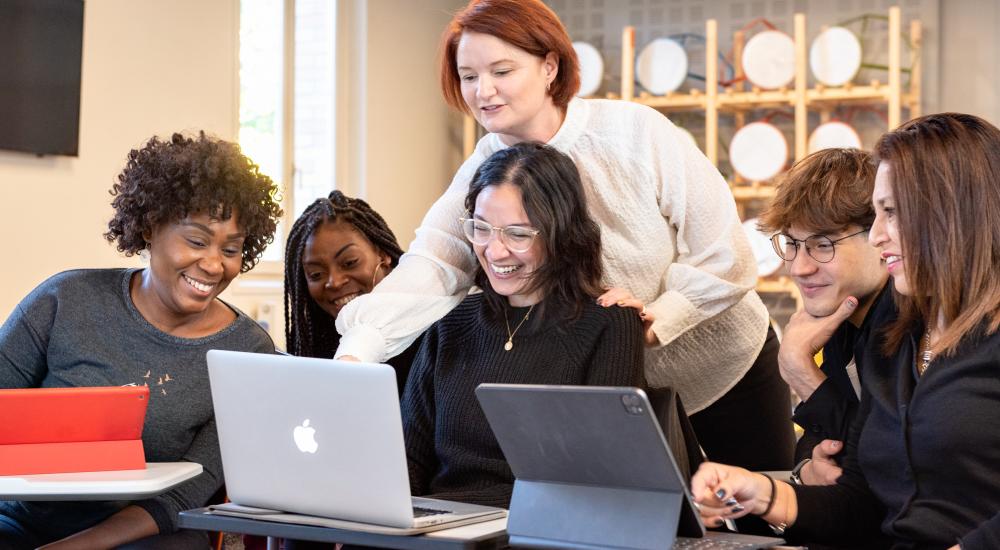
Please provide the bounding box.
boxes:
[337,98,769,412]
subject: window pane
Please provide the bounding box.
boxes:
[240,0,285,261]
[293,0,336,219]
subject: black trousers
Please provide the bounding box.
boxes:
[689,325,796,471]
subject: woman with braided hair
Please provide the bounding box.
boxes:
[283,190,419,392]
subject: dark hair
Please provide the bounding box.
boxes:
[758,148,877,235]
[464,142,603,321]
[875,113,1000,356]
[439,0,580,114]
[104,131,282,272]
[283,191,404,358]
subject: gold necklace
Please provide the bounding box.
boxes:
[503,304,534,352]
[917,327,934,376]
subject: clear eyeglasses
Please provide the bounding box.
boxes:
[459,217,540,253]
[770,228,869,263]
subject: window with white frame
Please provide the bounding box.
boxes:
[239,0,337,263]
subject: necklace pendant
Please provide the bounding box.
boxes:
[504,340,513,351]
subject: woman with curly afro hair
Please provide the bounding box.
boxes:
[0,132,282,548]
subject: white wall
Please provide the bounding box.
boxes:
[334,0,466,247]
[0,0,239,318]
[0,0,468,349]
[938,0,1000,123]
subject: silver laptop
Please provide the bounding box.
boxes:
[476,384,785,549]
[206,350,506,533]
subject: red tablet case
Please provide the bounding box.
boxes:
[0,386,149,475]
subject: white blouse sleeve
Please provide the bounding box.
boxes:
[645,117,759,347]
[334,158,482,363]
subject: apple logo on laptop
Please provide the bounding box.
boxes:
[293,419,319,453]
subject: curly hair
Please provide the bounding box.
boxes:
[284,191,404,358]
[465,142,603,323]
[104,131,283,272]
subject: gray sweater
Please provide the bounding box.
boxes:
[0,268,274,536]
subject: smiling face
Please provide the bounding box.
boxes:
[302,219,391,318]
[869,162,910,295]
[143,211,245,322]
[473,183,545,307]
[785,223,886,323]
[456,31,562,145]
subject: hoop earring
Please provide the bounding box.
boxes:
[546,81,551,92]
[371,262,384,289]
[138,243,151,263]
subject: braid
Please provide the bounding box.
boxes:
[326,191,404,266]
[283,191,405,358]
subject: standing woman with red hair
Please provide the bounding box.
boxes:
[337,0,795,470]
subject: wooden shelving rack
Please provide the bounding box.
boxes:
[618,6,921,303]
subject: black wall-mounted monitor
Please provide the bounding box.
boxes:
[0,0,85,157]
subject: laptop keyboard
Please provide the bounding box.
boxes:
[674,537,764,549]
[413,506,451,518]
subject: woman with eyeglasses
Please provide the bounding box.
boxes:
[401,142,644,507]
[691,113,1000,550]
[337,0,794,473]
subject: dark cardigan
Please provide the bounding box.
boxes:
[790,322,1000,550]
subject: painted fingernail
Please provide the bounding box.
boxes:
[713,519,725,527]
[724,498,738,507]
[617,300,626,306]
[715,489,726,499]
[731,505,745,513]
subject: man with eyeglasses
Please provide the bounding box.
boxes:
[758,148,895,487]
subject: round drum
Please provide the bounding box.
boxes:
[742,218,783,277]
[809,27,862,87]
[742,30,795,89]
[573,42,604,97]
[808,121,862,153]
[729,122,788,182]
[635,38,688,95]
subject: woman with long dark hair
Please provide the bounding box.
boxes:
[402,143,644,507]
[283,191,415,391]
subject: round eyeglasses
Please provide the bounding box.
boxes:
[770,228,869,263]
[459,217,540,254]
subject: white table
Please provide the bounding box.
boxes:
[0,462,202,501]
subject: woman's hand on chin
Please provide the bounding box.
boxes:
[597,287,659,346]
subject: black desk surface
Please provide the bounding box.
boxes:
[177,508,508,550]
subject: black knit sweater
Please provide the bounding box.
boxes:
[401,293,645,508]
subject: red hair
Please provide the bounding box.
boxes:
[439,0,580,114]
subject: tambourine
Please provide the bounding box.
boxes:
[573,41,604,97]
[635,38,688,95]
[809,26,862,87]
[742,30,795,89]
[807,121,862,153]
[729,122,788,182]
